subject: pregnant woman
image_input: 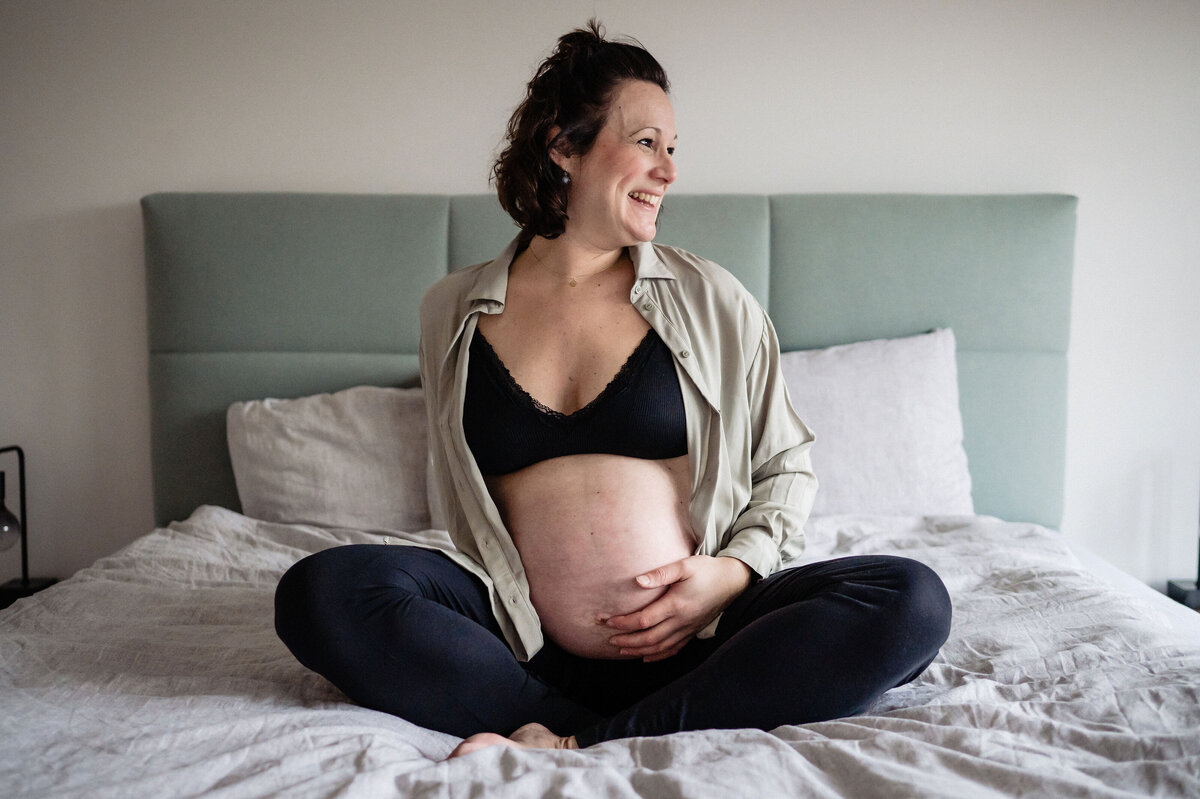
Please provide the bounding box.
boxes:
[275,20,952,756]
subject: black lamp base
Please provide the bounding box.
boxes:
[0,577,58,609]
[1167,579,1200,610]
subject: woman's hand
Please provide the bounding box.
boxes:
[602,555,752,662]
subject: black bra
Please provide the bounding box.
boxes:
[463,328,688,476]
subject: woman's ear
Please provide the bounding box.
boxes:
[547,125,572,173]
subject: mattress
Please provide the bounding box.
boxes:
[3,506,1197,798]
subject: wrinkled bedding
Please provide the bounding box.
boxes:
[2,506,1198,798]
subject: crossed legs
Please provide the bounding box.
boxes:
[274,545,952,748]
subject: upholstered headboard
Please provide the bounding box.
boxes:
[142,193,1076,529]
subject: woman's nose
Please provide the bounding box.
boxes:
[655,152,677,185]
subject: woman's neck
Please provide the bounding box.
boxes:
[519,234,629,287]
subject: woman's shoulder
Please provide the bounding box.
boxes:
[642,242,767,359]
[421,262,482,308]
[419,246,511,326]
[419,268,466,329]
[644,242,762,316]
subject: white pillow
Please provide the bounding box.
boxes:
[780,328,973,516]
[226,385,430,531]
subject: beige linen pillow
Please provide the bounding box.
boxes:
[226,385,430,531]
[780,328,973,517]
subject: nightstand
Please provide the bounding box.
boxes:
[1167,579,1200,611]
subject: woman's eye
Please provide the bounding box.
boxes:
[638,138,674,156]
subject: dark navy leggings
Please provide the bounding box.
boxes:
[275,546,951,747]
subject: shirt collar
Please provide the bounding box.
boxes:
[630,240,677,281]
[465,237,520,308]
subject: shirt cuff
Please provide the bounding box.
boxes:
[716,527,780,581]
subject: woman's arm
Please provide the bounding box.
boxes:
[717,309,817,578]
[605,309,817,660]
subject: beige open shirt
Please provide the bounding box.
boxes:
[419,238,818,661]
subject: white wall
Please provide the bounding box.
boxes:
[2,0,1198,590]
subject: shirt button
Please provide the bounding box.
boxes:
[680,350,691,358]
[633,285,643,295]
[642,302,653,311]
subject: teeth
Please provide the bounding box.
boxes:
[629,192,661,207]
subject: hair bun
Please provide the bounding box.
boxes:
[556,18,606,58]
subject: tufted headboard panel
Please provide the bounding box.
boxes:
[143,193,1075,529]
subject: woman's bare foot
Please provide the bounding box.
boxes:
[447,722,578,759]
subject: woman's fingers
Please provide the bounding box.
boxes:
[609,615,680,650]
[616,624,693,659]
[603,556,751,660]
[603,594,677,634]
[634,557,690,588]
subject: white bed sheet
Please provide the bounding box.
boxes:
[2,506,1198,798]
[1061,534,1200,641]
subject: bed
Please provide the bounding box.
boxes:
[3,193,1199,797]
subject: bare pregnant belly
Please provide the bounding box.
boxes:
[487,454,695,659]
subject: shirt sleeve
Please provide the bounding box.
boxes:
[716,309,817,578]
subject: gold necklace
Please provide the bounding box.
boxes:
[526,244,622,287]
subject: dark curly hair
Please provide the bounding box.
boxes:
[492,19,670,241]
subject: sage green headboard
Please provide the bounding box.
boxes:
[143,193,1075,529]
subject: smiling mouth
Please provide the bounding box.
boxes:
[628,191,661,208]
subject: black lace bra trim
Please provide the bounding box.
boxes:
[463,326,689,475]
[472,328,657,422]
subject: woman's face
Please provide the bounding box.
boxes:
[553,80,678,250]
